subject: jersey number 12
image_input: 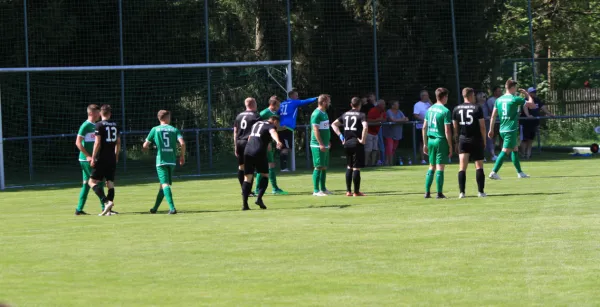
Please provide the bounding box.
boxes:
[344,116,357,131]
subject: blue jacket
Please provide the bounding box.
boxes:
[278,97,318,130]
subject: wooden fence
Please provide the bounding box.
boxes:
[546,88,600,115]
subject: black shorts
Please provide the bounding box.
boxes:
[236,141,247,165]
[243,154,268,175]
[91,161,116,181]
[345,145,365,168]
[278,129,293,149]
[458,139,484,161]
[521,125,537,141]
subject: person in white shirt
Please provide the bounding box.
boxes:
[413,90,432,164]
[483,86,502,161]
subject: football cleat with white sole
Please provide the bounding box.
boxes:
[458,192,466,199]
[322,190,333,195]
[98,202,114,216]
[517,172,530,178]
[489,172,501,180]
[478,192,487,198]
[312,191,328,197]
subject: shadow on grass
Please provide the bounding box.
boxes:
[123,204,353,215]
[486,192,565,197]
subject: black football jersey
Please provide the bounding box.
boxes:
[234,111,261,142]
[337,110,367,147]
[94,120,120,163]
[452,103,484,142]
[244,121,276,156]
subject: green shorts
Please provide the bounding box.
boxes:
[311,147,330,168]
[156,165,175,185]
[80,161,92,182]
[427,137,449,165]
[500,131,519,149]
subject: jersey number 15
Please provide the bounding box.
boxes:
[458,109,474,125]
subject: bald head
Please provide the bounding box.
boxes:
[245,97,257,111]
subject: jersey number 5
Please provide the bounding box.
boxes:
[458,109,474,125]
[162,131,170,147]
[105,127,117,142]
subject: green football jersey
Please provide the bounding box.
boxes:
[146,124,183,166]
[425,103,451,139]
[310,108,331,148]
[495,94,525,133]
[260,108,278,120]
[77,120,96,161]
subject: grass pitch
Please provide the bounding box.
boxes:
[1,157,600,306]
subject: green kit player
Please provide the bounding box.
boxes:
[422,88,453,199]
[488,79,534,180]
[310,94,332,196]
[256,95,288,195]
[143,110,186,214]
[74,104,107,215]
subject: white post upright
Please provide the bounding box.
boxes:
[286,63,296,171]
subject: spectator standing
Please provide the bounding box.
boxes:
[382,100,408,166]
[520,87,553,159]
[413,90,432,164]
[484,86,502,161]
[477,91,496,161]
[366,100,386,166]
[360,93,376,115]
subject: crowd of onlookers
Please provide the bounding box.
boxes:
[342,86,553,168]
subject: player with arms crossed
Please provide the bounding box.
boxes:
[331,97,368,196]
[241,116,283,210]
[89,105,121,216]
[143,110,186,215]
[488,79,535,179]
[452,87,487,198]
[233,98,261,194]
[278,89,318,171]
[74,104,108,215]
[422,88,453,199]
[310,94,332,196]
[257,96,287,195]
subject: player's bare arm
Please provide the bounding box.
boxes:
[452,120,460,154]
[233,126,238,157]
[142,140,151,152]
[523,104,532,118]
[422,120,429,155]
[331,119,344,144]
[269,129,283,149]
[479,118,486,149]
[445,123,453,158]
[519,89,535,107]
[488,108,498,138]
[91,135,102,167]
[75,135,93,162]
[312,124,325,152]
[178,138,186,166]
[115,136,121,163]
[360,120,368,144]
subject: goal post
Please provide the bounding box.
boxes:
[0,60,293,188]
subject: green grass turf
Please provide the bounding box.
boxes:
[1,157,600,306]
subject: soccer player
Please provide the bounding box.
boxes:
[278,89,318,172]
[233,98,261,193]
[257,96,287,195]
[422,88,453,199]
[310,94,332,196]
[74,104,107,215]
[241,116,283,210]
[143,110,186,215]
[89,105,121,216]
[453,88,487,198]
[488,79,535,180]
[331,97,368,196]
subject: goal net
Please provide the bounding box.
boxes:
[0,61,292,188]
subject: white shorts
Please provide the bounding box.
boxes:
[365,134,379,152]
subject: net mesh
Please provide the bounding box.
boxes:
[0,65,290,187]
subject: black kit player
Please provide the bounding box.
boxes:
[452,87,487,198]
[240,116,283,211]
[89,105,121,216]
[331,97,368,197]
[233,97,261,195]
